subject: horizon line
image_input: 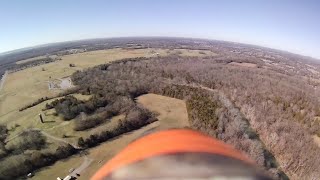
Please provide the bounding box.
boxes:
[0,36,318,61]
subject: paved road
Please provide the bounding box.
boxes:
[0,71,8,92]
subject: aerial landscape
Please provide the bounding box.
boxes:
[0,37,319,180]
[1,1,320,180]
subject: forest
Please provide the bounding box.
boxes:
[1,38,320,179]
[69,54,320,179]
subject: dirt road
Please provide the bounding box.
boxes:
[69,156,94,177]
[7,127,93,178]
[38,129,81,149]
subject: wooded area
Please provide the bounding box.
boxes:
[70,54,320,179]
[1,38,320,179]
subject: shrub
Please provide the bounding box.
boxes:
[5,130,46,153]
[80,106,157,148]
[0,144,77,179]
[74,110,115,131]
[0,125,8,142]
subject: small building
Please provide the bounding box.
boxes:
[63,175,76,180]
[27,172,33,178]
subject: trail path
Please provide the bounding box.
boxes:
[5,128,81,149]
[69,156,94,177]
[35,128,81,149]
[6,127,93,177]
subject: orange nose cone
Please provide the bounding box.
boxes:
[91,129,252,180]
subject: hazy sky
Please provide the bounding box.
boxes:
[0,0,319,58]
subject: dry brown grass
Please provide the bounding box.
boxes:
[1,48,212,179]
[313,135,320,147]
[229,62,258,68]
[0,48,159,136]
[31,122,158,180]
[31,94,189,179]
[15,56,48,64]
[137,93,189,130]
[1,48,214,123]
[0,48,212,139]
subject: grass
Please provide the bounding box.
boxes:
[32,154,83,180]
[3,93,91,141]
[0,48,154,130]
[169,49,216,57]
[0,48,213,130]
[15,55,48,64]
[0,48,210,179]
[31,93,189,179]
[45,114,125,145]
[314,135,320,147]
[136,93,189,130]
[229,62,258,68]
[31,122,158,180]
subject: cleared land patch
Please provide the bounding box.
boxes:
[15,56,48,64]
[1,49,214,111]
[48,77,73,90]
[314,135,320,147]
[137,93,189,130]
[229,62,257,68]
[0,48,213,130]
[0,48,214,179]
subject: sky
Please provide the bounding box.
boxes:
[0,0,319,58]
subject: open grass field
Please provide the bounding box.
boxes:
[0,48,212,179]
[15,55,48,64]
[229,62,258,68]
[136,93,189,130]
[2,93,91,141]
[0,48,213,131]
[31,93,189,179]
[1,48,160,118]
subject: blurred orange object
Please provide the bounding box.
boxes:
[91,129,253,180]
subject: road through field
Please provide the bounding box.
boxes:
[7,127,94,179]
[37,128,81,149]
[69,156,94,178]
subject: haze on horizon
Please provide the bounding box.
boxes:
[0,0,319,59]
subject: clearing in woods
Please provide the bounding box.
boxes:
[0,48,215,122]
[228,62,258,68]
[31,93,189,180]
[0,48,211,179]
[136,93,189,130]
[15,55,48,64]
[0,48,214,139]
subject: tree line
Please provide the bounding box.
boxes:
[70,55,320,179]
